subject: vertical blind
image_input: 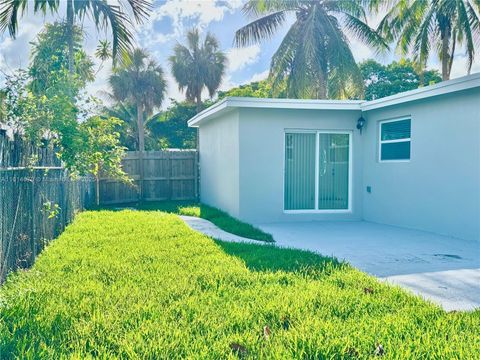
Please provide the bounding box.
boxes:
[284,132,350,211]
[318,134,349,210]
[284,133,316,210]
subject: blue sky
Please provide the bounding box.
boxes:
[1,0,479,108]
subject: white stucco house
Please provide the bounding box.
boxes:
[188,73,480,242]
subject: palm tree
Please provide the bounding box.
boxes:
[103,101,158,151]
[109,48,166,153]
[169,28,227,110]
[0,0,151,73]
[234,0,388,99]
[94,39,112,75]
[376,0,480,81]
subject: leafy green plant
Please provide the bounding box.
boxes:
[78,116,131,205]
[218,79,287,99]
[42,201,61,219]
[360,59,442,100]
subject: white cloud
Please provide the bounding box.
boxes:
[226,44,261,72]
[446,52,480,79]
[0,20,43,72]
[248,69,269,82]
[139,0,243,47]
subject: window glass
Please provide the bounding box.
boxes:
[381,142,410,161]
[381,119,411,141]
[284,132,350,211]
[380,119,411,161]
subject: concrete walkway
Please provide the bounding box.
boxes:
[179,216,268,245]
[180,216,480,311]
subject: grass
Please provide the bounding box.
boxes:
[0,210,479,359]
[137,201,274,242]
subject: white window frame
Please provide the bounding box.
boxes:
[378,117,411,163]
[283,129,353,214]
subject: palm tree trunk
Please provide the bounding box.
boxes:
[441,26,451,81]
[137,102,145,201]
[318,71,327,99]
[95,172,100,206]
[448,33,456,78]
[136,103,145,152]
[196,94,202,112]
[66,0,74,76]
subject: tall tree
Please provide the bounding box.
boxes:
[109,48,166,153]
[29,22,94,95]
[360,59,442,100]
[169,28,227,110]
[234,0,388,99]
[0,0,151,73]
[103,101,161,151]
[0,90,6,125]
[376,0,480,81]
[148,100,202,150]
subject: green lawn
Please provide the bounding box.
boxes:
[0,210,478,359]
[137,201,274,242]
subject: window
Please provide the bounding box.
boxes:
[284,131,351,212]
[379,118,411,161]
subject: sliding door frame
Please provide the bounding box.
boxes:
[283,129,353,214]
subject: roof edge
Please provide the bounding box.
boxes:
[188,72,480,127]
[187,97,362,127]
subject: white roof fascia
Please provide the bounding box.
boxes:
[187,73,480,127]
[187,97,362,127]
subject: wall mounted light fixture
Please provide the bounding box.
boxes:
[356,116,366,133]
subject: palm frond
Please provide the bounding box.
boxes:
[343,13,389,53]
[234,11,287,47]
[123,0,151,23]
[86,0,134,66]
[242,0,300,18]
[0,0,28,37]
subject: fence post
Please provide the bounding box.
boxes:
[167,151,172,201]
[194,151,199,201]
[31,172,36,260]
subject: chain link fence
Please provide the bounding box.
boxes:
[0,132,95,282]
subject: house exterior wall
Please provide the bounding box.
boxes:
[362,88,480,241]
[237,108,363,224]
[198,110,240,217]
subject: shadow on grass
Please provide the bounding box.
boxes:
[214,240,344,277]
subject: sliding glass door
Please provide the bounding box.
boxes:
[284,131,351,212]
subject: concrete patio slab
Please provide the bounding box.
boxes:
[258,221,480,311]
[180,216,480,311]
[258,221,479,277]
[383,268,480,312]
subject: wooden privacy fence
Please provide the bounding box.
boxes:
[99,150,198,205]
[0,132,95,282]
